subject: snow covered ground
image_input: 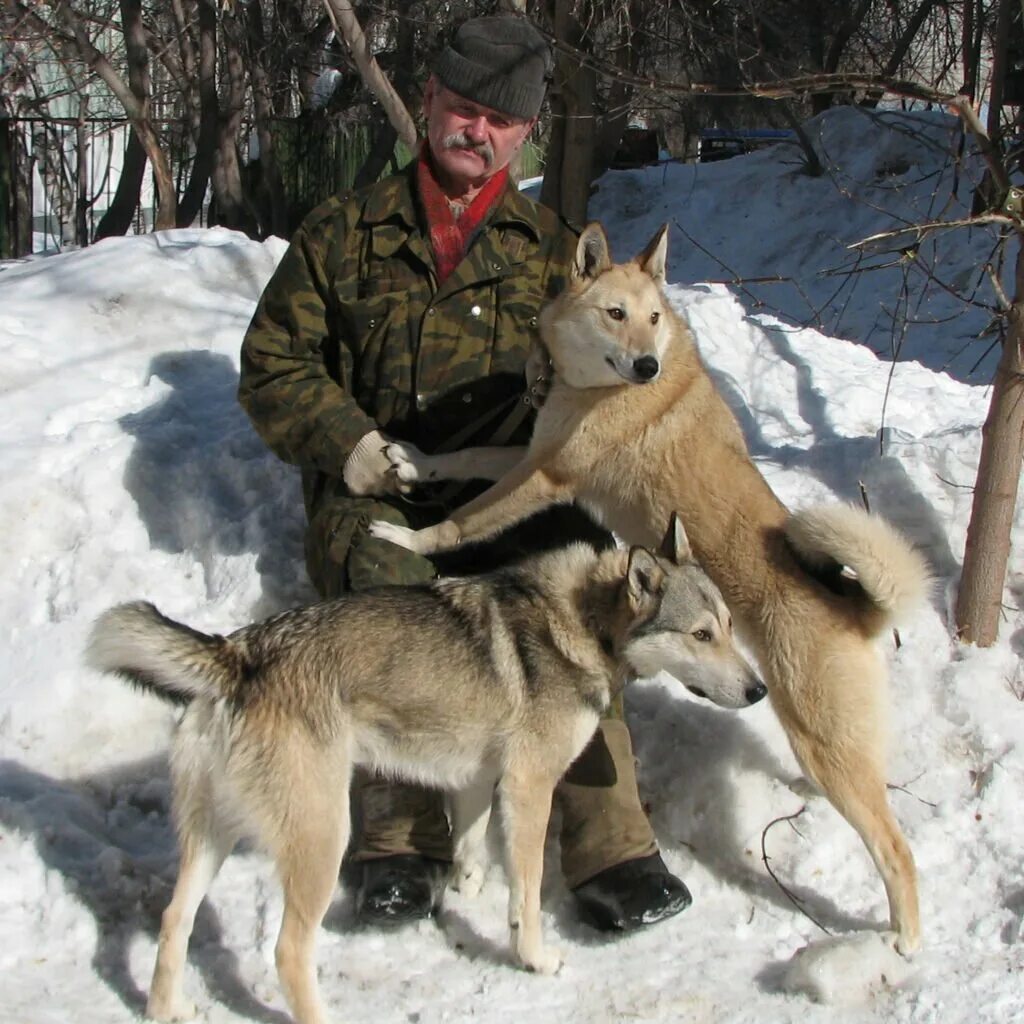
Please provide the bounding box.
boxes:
[1,107,1021,1023]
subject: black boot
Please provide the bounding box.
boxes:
[572,852,692,932]
[355,854,448,927]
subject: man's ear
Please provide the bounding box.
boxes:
[422,75,438,118]
[573,222,612,281]
[626,546,666,615]
[636,223,668,285]
[514,116,538,150]
[659,512,693,565]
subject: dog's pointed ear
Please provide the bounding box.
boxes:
[574,222,612,281]
[636,224,669,286]
[659,512,693,565]
[626,546,666,615]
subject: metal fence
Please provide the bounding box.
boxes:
[0,114,387,258]
[0,115,204,256]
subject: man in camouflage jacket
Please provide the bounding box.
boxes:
[239,13,690,934]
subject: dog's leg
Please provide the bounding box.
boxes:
[498,770,561,975]
[450,773,497,898]
[386,443,527,485]
[817,759,919,954]
[148,828,234,1022]
[370,462,571,556]
[274,764,351,1024]
[787,727,920,955]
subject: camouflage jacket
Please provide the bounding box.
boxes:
[238,162,578,521]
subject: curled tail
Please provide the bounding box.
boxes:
[785,505,932,630]
[86,601,241,705]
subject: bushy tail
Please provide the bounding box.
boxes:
[785,505,932,628]
[86,601,239,705]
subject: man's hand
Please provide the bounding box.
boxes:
[342,429,415,496]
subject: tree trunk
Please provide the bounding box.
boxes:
[986,0,1013,140]
[244,0,288,237]
[591,0,640,181]
[973,0,1014,215]
[176,0,218,227]
[883,0,944,79]
[140,123,177,229]
[541,0,597,223]
[0,116,18,258]
[861,0,945,108]
[0,115,12,260]
[210,9,259,235]
[94,129,147,239]
[75,102,89,246]
[955,238,1024,645]
[961,0,981,102]
[9,120,32,256]
[779,101,823,176]
[355,120,399,189]
[94,0,149,239]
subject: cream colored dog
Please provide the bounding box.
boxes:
[370,222,931,955]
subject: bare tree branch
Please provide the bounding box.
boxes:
[850,213,1018,251]
[322,0,418,150]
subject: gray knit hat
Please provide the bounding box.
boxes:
[431,15,553,121]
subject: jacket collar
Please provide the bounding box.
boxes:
[362,158,544,243]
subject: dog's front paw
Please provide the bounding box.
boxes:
[385,441,434,485]
[368,520,420,552]
[368,519,459,555]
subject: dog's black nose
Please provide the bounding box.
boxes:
[746,681,768,704]
[633,355,659,380]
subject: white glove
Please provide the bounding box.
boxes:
[342,429,412,496]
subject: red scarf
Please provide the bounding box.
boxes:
[416,144,509,286]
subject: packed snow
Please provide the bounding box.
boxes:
[1,107,1022,1023]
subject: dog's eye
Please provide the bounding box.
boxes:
[607,307,625,321]
[650,311,660,324]
[693,628,712,642]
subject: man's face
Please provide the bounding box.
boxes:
[423,78,536,191]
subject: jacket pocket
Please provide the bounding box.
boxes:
[493,279,546,375]
[339,289,415,417]
[304,498,362,597]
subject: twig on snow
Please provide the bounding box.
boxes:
[760,806,833,937]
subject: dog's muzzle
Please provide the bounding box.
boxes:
[633,355,660,381]
[746,681,768,704]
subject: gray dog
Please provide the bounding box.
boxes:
[86,517,763,1024]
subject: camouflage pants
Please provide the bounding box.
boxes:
[308,495,659,889]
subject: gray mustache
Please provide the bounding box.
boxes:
[442,132,494,167]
